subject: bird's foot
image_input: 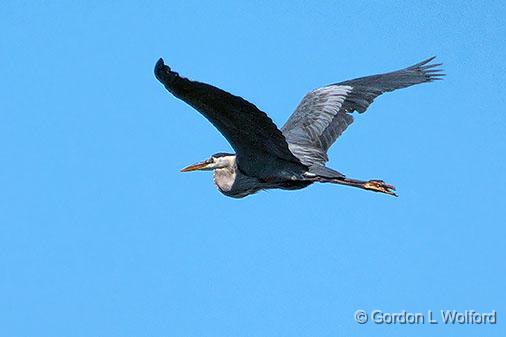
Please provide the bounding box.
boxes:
[363,180,398,197]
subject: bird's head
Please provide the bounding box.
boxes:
[180,152,236,172]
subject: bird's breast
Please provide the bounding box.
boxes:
[213,168,236,193]
[213,168,265,198]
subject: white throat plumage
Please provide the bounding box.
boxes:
[212,155,237,192]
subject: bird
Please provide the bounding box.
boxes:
[154,56,443,198]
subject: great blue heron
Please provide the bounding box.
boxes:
[155,57,443,198]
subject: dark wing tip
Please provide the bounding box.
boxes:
[154,57,166,80]
[410,56,437,68]
[154,57,177,83]
[409,56,445,82]
[155,57,165,68]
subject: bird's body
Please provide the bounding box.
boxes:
[210,154,312,198]
[155,57,443,198]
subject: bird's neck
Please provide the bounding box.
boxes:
[213,157,237,193]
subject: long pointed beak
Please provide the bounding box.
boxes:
[180,161,210,172]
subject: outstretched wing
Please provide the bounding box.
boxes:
[154,58,306,178]
[281,57,444,166]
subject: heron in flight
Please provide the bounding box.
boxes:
[155,57,443,198]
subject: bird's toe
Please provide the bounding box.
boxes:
[364,180,398,197]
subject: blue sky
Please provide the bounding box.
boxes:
[1,1,505,336]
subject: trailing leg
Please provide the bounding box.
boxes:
[316,176,397,196]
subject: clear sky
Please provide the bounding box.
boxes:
[1,1,505,336]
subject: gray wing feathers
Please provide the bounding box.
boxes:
[282,57,444,166]
[337,56,444,113]
[281,85,353,165]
